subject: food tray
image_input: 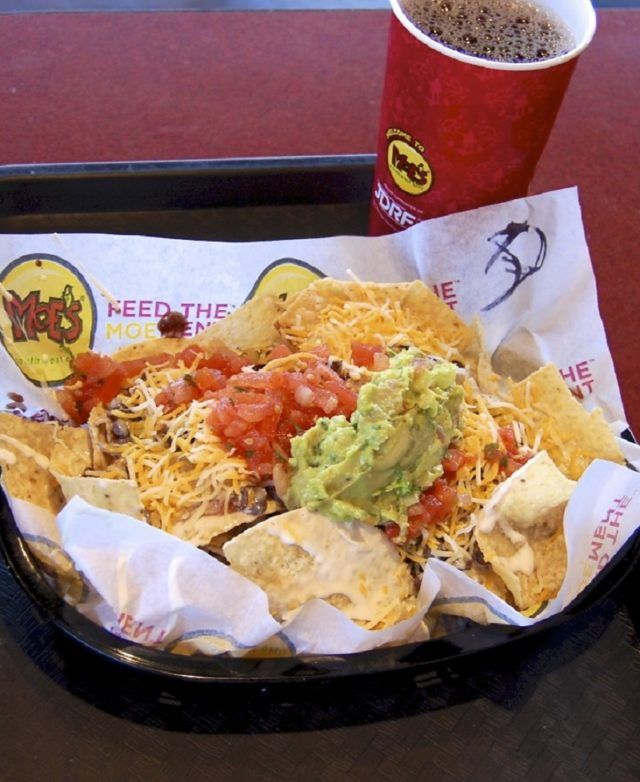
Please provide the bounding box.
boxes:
[0,155,638,688]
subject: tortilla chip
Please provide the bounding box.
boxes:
[53,473,144,519]
[111,336,189,363]
[223,508,417,626]
[170,498,283,548]
[475,451,576,611]
[111,296,282,365]
[512,364,625,480]
[50,426,93,478]
[0,414,95,513]
[401,280,480,361]
[467,561,510,602]
[469,316,505,395]
[193,294,283,360]
[276,278,480,366]
[0,413,64,512]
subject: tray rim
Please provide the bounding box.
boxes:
[0,154,378,182]
[1,486,638,686]
[0,153,638,685]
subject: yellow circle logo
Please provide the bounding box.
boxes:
[0,254,96,386]
[245,258,324,303]
[387,138,433,196]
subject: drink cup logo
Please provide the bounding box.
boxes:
[386,131,433,197]
[0,254,97,386]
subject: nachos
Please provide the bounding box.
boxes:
[0,278,626,631]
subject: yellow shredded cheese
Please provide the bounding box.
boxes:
[88,363,255,535]
[283,296,465,366]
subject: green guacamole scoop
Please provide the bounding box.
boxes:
[286,349,463,532]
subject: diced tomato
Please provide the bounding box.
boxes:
[484,442,503,463]
[407,509,432,539]
[193,367,226,392]
[57,387,94,425]
[265,344,292,362]
[441,447,466,477]
[59,351,132,424]
[117,358,148,378]
[235,400,277,423]
[119,352,171,379]
[309,345,330,361]
[95,366,126,403]
[73,352,116,380]
[155,377,198,409]
[431,478,458,515]
[484,432,531,477]
[405,475,459,540]
[58,343,251,424]
[498,425,519,456]
[350,341,385,369]
[223,418,252,439]
[384,522,401,540]
[200,346,250,376]
[206,358,357,477]
[171,345,203,367]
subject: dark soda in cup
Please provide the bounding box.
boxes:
[369,0,596,235]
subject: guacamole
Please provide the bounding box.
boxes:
[285,349,463,533]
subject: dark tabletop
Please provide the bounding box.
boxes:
[1,559,639,781]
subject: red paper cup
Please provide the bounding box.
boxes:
[369,0,597,235]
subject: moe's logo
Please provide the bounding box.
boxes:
[7,283,83,345]
[0,253,96,386]
[386,128,433,197]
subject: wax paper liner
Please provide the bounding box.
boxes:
[1,187,638,655]
[5,494,441,655]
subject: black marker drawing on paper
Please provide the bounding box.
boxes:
[482,221,547,312]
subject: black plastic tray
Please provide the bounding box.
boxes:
[1,155,639,688]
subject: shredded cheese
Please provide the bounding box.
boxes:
[85,292,578,576]
[88,364,256,536]
[281,295,466,366]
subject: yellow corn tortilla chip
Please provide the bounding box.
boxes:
[466,562,510,603]
[0,414,93,513]
[192,294,283,360]
[53,473,144,519]
[0,415,93,601]
[512,364,625,480]
[0,413,65,512]
[475,451,576,611]
[223,507,417,626]
[171,498,283,548]
[276,278,480,366]
[50,426,93,478]
[111,295,283,364]
[111,336,189,363]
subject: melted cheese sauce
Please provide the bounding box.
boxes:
[225,508,415,627]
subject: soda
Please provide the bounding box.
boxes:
[369,0,596,235]
[403,0,575,63]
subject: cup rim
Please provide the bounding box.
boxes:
[390,0,597,72]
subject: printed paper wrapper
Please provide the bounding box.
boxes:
[0,186,639,656]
